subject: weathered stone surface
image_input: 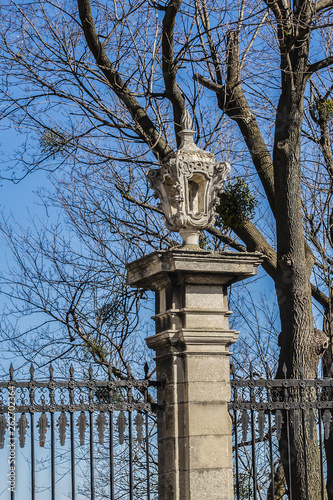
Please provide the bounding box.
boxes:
[127,248,263,500]
[127,248,263,290]
[146,110,230,246]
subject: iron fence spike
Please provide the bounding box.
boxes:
[249,362,254,379]
[69,364,74,378]
[282,363,287,377]
[0,414,8,449]
[144,362,149,379]
[9,363,14,380]
[117,411,126,445]
[77,411,88,446]
[275,410,283,440]
[230,363,236,376]
[258,411,265,441]
[299,365,304,378]
[265,365,271,379]
[307,409,315,440]
[29,363,35,380]
[37,412,49,447]
[17,413,29,448]
[96,411,107,445]
[323,410,332,440]
[56,412,68,446]
[49,364,54,379]
[135,412,144,445]
[108,364,113,378]
[241,411,249,441]
[89,364,93,379]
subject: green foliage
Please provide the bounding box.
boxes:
[83,338,108,360]
[215,177,257,230]
[39,127,69,157]
[318,99,333,121]
[199,232,213,250]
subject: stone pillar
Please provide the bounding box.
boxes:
[127,248,263,500]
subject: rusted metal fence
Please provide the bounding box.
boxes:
[229,363,333,500]
[0,363,158,500]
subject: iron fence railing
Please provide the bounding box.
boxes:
[229,363,333,500]
[0,363,159,500]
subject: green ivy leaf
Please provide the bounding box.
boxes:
[215,177,257,230]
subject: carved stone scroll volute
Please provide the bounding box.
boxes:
[147,110,230,246]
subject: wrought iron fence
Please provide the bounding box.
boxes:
[0,363,159,500]
[229,363,333,500]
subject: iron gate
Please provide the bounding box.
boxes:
[229,363,333,500]
[0,363,158,500]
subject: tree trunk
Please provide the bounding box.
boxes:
[323,299,333,499]
[274,18,323,498]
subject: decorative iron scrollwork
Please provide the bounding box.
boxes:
[117,411,126,445]
[17,413,29,448]
[57,412,68,446]
[96,411,107,445]
[134,412,144,444]
[37,412,49,447]
[77,411,88,445]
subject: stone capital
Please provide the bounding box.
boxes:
[127,248,263,289]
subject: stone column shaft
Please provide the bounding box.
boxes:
[127,249,262,500]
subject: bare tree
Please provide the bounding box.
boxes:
[1,0,333,497]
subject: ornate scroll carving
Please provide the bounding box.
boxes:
[147,110,230,245]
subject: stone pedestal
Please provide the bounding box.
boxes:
[127,248,263,500]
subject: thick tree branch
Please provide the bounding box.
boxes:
[194,32,276,215]
[207,227,247,252]
[314,0,333,11]
[307,56,333,76]
[77,0,172,160]
[197,0,222,85]
[233,218,277,279]
[193,73,222,93]
[262,0,291,52]
[162,0,185,144]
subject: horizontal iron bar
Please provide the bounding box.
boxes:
[228,401,333,411]
[0,380,156,389]
[0,402,152,414]
[231,378,333,388]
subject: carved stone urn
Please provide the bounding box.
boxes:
[147,111,230,245]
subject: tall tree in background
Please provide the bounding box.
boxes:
[0,0,333,497]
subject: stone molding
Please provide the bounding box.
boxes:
[127,248,264,289]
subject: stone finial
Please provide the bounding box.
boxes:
[180,109,192,130]
[147,110,230,246]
